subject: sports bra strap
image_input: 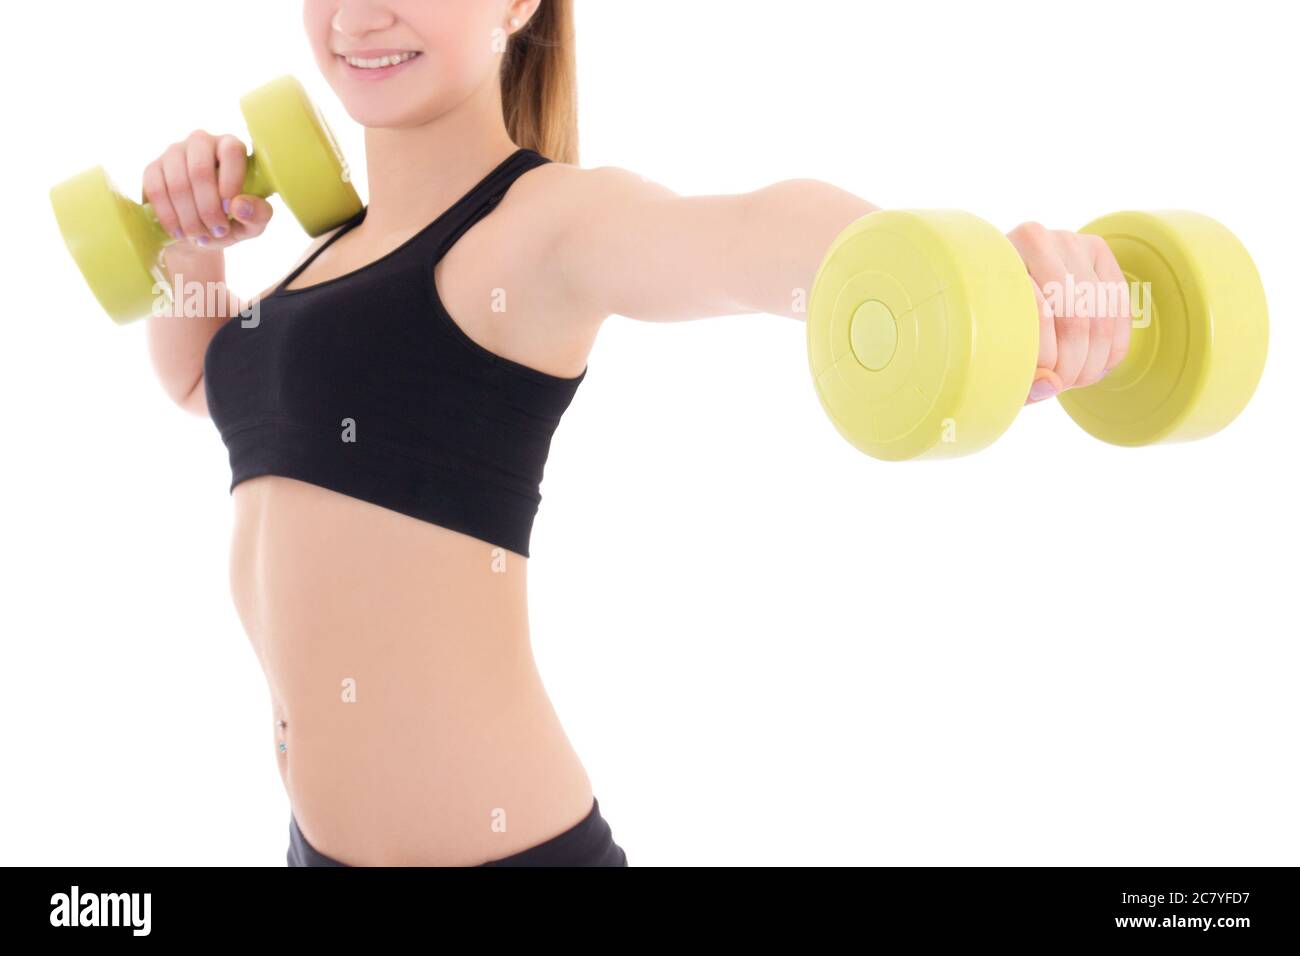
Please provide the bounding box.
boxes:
[274,205,367,294]
[426,148,551,264]
[272,148,550,296]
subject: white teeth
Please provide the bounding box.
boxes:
[344,51,418,70]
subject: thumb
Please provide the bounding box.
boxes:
[226,194,274,231]
[1027,368,1063,405]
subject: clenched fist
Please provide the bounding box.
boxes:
[1006,222,1133,405]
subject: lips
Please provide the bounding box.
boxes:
[341,50,421,69]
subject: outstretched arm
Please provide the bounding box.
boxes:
[556,167,878,322]
[556,167,1129,404]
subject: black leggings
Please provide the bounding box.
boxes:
[287,797,628,867]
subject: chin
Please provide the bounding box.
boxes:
[321,56,465,131]
[338,97,436,130]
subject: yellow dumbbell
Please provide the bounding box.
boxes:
[807,210,1269,460]
[50,76,361,324]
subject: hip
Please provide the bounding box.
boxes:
[272,649,596,866]
[288,796,627,867]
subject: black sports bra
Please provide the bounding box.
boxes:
[203,148,585,558]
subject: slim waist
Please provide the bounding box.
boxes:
[286,797,628,867]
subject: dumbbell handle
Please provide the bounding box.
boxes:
[139,152,274,245]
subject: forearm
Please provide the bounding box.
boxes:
[145,245,238,415]
[737,179,879,319]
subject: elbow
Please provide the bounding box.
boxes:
[175,375,210,418]
[145,321,212,418]
[739,181,881,319]
[163,372,210,418]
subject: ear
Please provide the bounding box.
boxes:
[505,0,544,34]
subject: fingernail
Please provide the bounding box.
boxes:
[195,235,211,248]
[235,200,253,219]
[212,224,229,238]
[171,228,184,240]
[222,198,232,215]
[1029,379,1058,402]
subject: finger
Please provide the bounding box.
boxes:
[1047,232,1096,388]
[1009,224,1088,389]
[142,161,182,241]
[161,143,206,245]
[1051,307,1090,389]
[1028,274,1056,368]
[1059,235,1113,386]
[186,133,229,240]
[1025,276,1058,405]
[1075,265,1113,388]
[1086,234,1132,375]
[214,135,248,212]
[226,194,275,241]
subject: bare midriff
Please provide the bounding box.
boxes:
[228,474,594,866]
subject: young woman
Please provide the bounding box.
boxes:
[144,0,1130,866]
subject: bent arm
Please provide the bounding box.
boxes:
[146,245,238,417]
[558,167,879,323]
[146,234,331,417]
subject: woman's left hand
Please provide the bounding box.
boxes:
[1006,222,1133,404]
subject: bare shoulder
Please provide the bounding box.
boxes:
[507,162,675,229]
[502,163,675,255]
[529,161,672,195]
[497,162,676,319]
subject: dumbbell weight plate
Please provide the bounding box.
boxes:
[50,165,171,322]
[240,76,361,237]
[1063,211,1268,446]
[807,210,1039,460]
[50,76,362,324]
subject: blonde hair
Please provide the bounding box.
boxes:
[501,0,579,165]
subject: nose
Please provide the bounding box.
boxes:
[331,1,396,38]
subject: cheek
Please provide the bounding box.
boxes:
[420,1,505,81]
[427,20,498,90]
[302,0,334,66]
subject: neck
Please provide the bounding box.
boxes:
[360,76,518,236]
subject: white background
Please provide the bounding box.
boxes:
[2,1,1295,865]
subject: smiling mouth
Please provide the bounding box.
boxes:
[339,51,422,70]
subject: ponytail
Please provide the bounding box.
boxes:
[501,0,579,165]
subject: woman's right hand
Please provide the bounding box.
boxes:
[143,130,274,249]
[1006,221,1132,405]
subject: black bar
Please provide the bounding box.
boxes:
[5,866,1294,942]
